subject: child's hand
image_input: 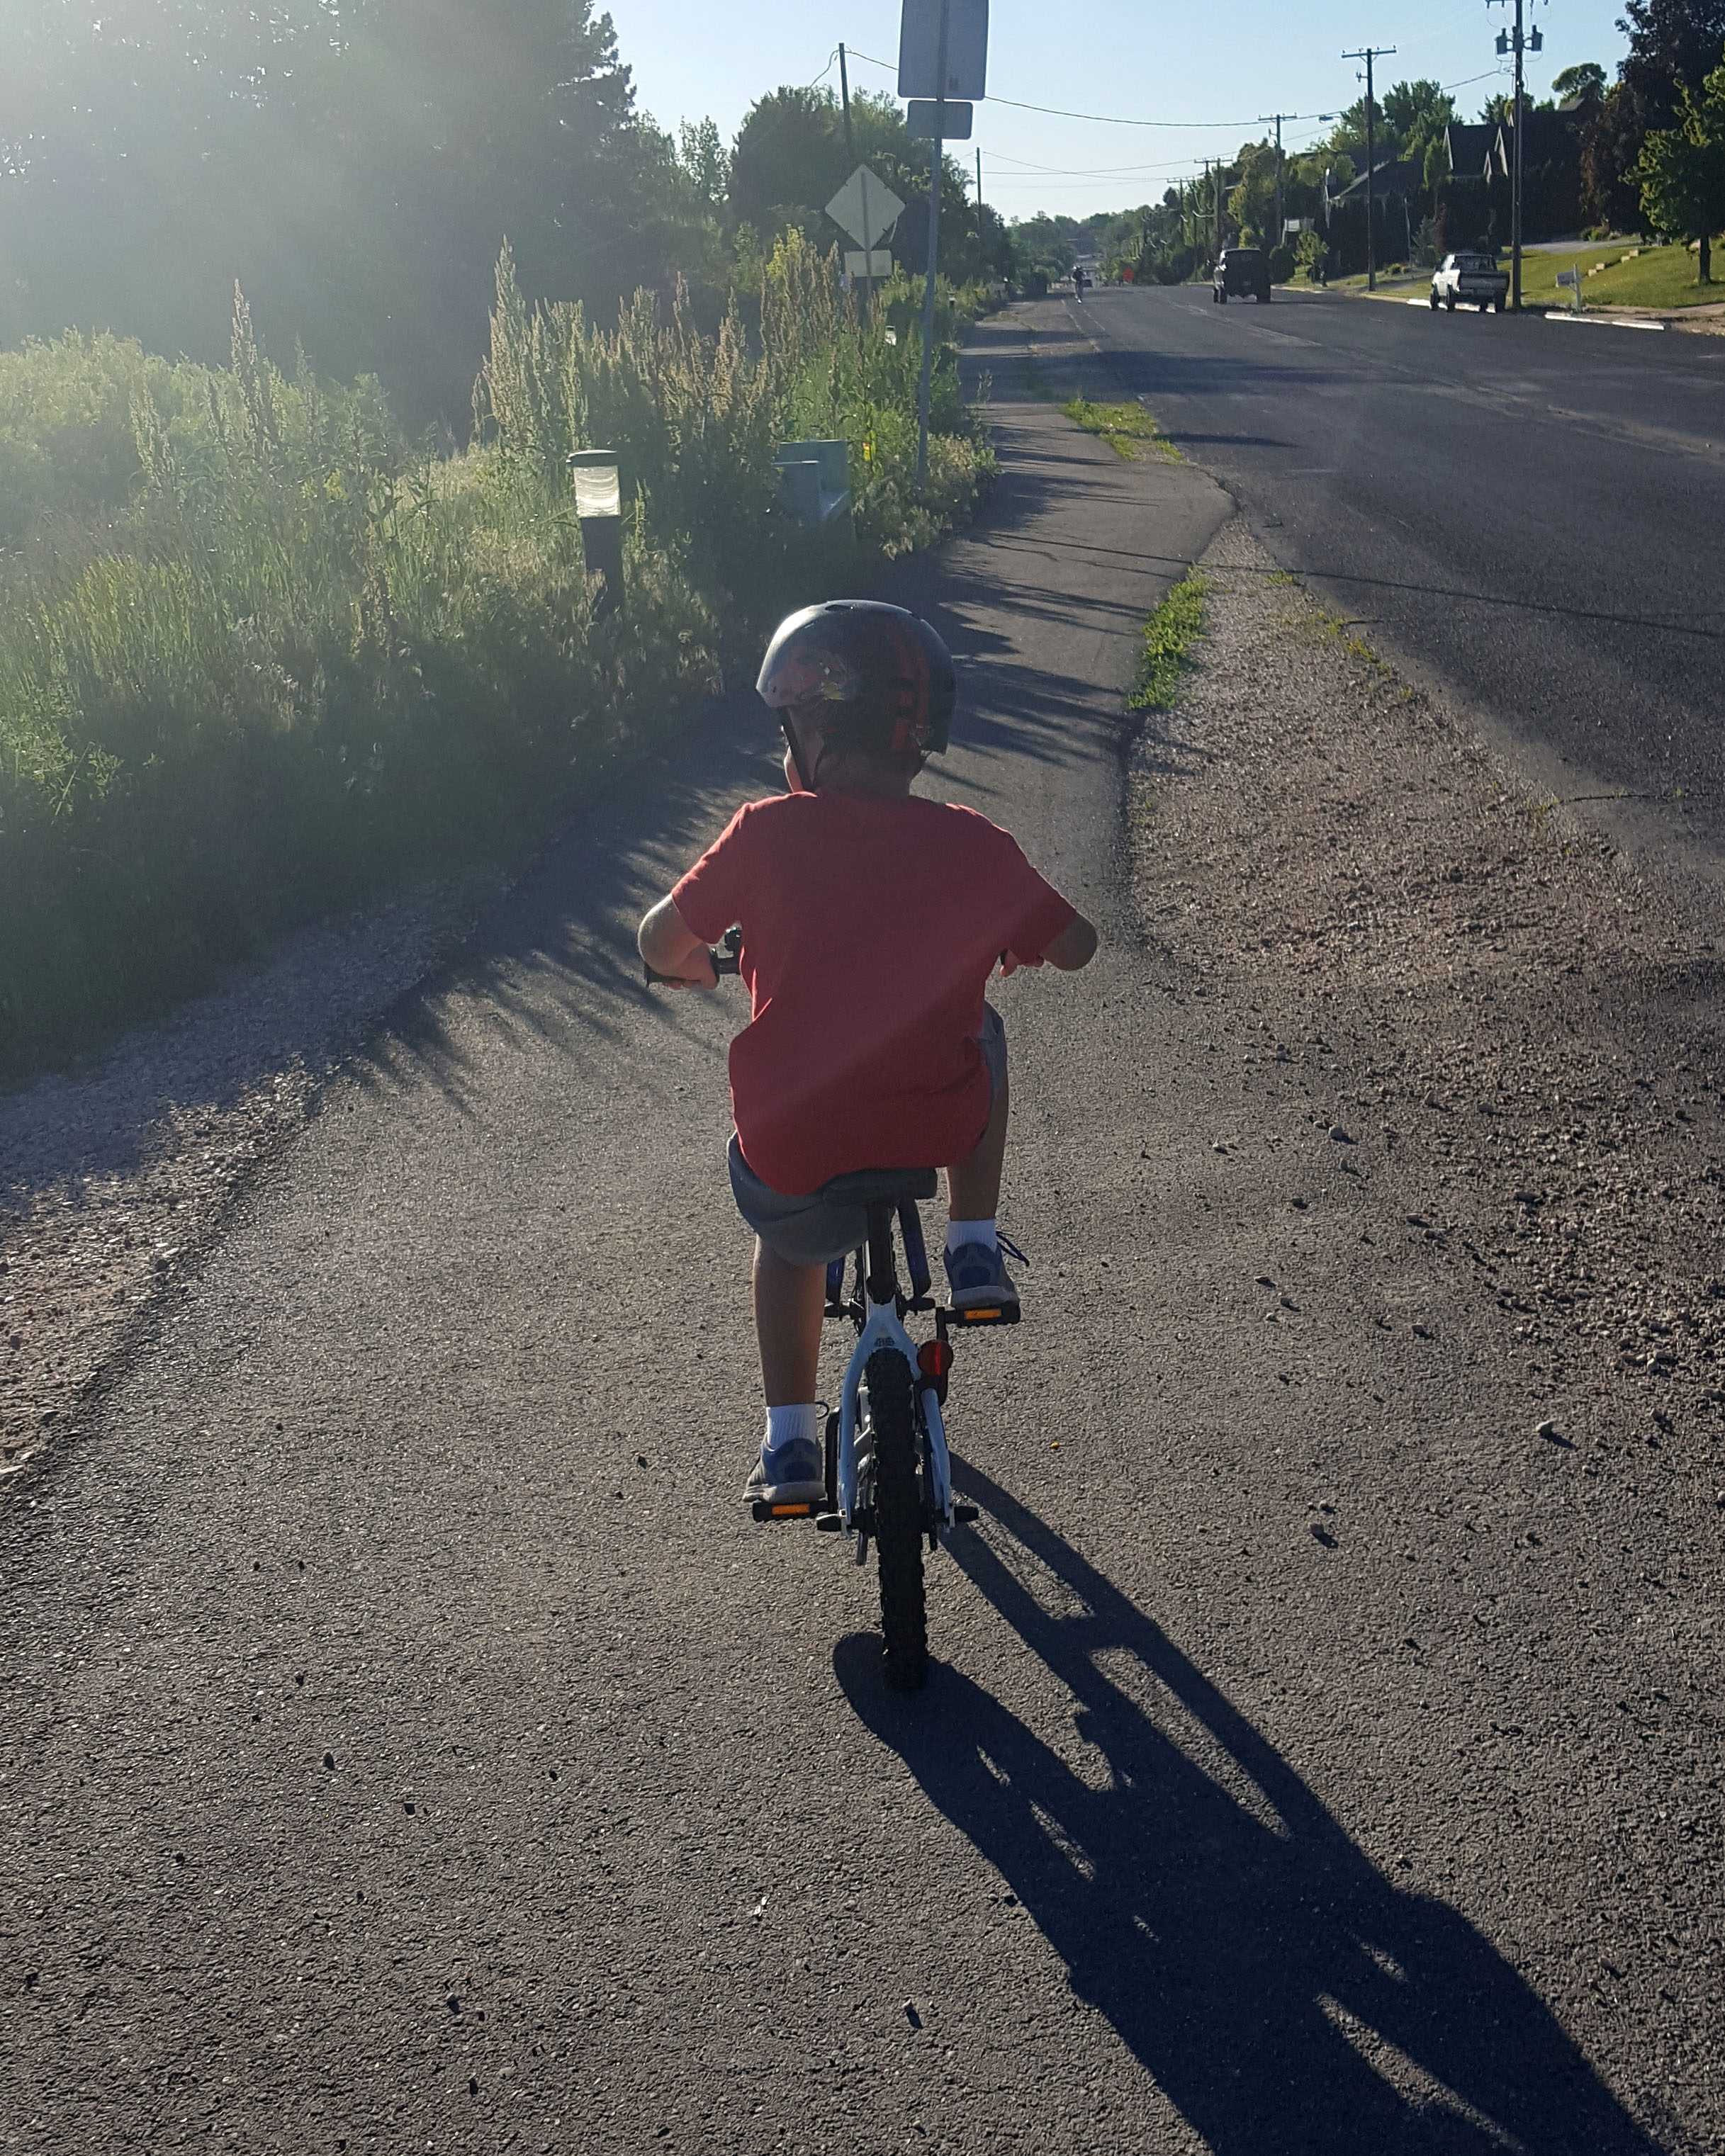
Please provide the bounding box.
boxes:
[665,946,720,991]
[998,949,1044,978]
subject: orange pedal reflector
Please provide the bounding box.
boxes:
[769,1503,815,1517]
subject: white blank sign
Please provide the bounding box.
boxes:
[898,0,989,101]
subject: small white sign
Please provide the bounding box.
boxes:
[908,98,973,140]
[845,249,895,279]
[898,0,989,101]
[1556,269,1580,287]
[825,166,906,247]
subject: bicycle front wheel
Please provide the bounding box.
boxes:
[865,1348,928,1691]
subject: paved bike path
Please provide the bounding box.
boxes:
[1,319,1670,2153]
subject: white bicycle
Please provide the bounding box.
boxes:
[647,930,1009,1691]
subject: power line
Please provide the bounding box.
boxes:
[843,48,1263,129]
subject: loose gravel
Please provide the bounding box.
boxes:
[0,873,499,1483]
[1133,519,1725,1480]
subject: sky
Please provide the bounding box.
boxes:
[605,0,1632,220]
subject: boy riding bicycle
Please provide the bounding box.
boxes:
[638,601,1097,1508]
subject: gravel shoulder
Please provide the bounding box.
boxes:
[1128,519,1724,2145]
[1,874,499,1482]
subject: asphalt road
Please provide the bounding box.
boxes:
[1068,286,1725,835]
[2,349,1714,2152]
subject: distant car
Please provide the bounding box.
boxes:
[1431,252,1509,313]
[1212,247,1271,303]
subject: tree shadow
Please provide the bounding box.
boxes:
[836,1459,1663,2156]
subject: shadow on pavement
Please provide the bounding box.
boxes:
[335,434,1157,1109]
[836,1459,1661,2156]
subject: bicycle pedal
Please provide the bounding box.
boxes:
[943,1304,1020,1328]
[951,1503,980,1525]
[751,1499,824,1523]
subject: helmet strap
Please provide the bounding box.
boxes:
[780,717,815,794]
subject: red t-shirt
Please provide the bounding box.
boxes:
[672,791,1075,1195]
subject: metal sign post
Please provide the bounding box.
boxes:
[915,0,950,494]
[901,0,987,493]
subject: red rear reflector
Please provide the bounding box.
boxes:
[918,1340,953,1380]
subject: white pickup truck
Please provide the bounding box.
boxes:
[1430,252,1510,313]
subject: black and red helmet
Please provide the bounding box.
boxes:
[756,601,956,784]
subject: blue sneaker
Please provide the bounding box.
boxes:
[943,1234,1026,1316]
[744,1435,827,1508]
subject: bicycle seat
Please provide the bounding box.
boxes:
[817,1167,939,1209]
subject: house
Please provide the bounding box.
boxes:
[1443,122,1498,183]
[1487,108,1585,239]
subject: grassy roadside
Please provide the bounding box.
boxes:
[1553,242,1724,310]
[1129,572,1207,710]
[0,242,995,1083]
[1342,241,1724,311]
[1064,397,1181,462]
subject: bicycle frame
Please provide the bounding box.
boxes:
[835,1207,954,1535]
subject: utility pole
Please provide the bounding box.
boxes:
[1488,0,1545,311]
[1258,112,1336,249]
[916,0,950,493]
[1341,45,1395,289]
[838,42,877,317]
[976,146,985,281]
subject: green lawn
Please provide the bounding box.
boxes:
[1343,240,1724,310]
[1556,241,1724,310]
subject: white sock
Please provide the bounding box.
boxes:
[764,1402,820,1452]
[946,1218,998,1255]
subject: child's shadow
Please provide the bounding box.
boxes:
[835,1460,1661,2156]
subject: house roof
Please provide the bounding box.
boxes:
[1444,123,1497,181]
[1329,154,1425,205]
[1491,107,1584,171]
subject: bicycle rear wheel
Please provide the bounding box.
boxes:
[865,1348,928,1691]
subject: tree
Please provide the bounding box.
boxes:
[1551,61,1609,103]
[0,0,673,420]
[729,86,987,282]
[677,118,729,205]
[1617,0,1725,104]
[1583,0,1725,224]
[1637,55,1725,277]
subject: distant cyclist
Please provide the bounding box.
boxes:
[1072,265,1088,299]
[637,603,1098,1506]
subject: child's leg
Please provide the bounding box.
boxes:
[753,1237,827,1406]
[946,1067,1008,1224]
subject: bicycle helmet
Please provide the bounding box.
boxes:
[756,600,956,789]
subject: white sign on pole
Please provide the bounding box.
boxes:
[908,98,972,140]
[844,249,895,279]
[825,167,905,247]
[898,0,989,101]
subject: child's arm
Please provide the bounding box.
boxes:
[638,896,720,990]
[1001,910,1099,976]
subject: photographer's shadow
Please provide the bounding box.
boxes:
[836,1461,1659,2155]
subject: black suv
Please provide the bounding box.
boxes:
[1212,247,1271,303]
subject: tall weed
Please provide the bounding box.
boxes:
[1,244,990,1077]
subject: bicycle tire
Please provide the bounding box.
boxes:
[865,1347,928,1691]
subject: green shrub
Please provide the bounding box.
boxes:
[0,244,992,1077]
[1267,244,1297,284]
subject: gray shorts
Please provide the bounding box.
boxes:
[730,1005,1007,1268]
